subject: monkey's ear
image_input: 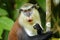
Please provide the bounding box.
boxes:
[34,4,39,9]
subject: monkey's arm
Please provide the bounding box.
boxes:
[8,28,18,40]
[8,20,21,40]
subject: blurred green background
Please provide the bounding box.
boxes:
[0,0,60,40]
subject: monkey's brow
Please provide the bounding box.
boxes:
[20,6,34,12]
[22,8,31,11]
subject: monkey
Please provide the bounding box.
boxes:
[8,3,53,40]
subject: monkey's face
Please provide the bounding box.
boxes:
[20,7,33,23]
[18,7,42,28]
[20,7,33,17]
[19,3,35,23]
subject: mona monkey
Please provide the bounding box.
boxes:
[8,3,52,40]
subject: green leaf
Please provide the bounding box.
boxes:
[0,8,8,16]
[0,17,14,30]
[37,0,46,11]
[0,26,3,39]
[0,17,14,39]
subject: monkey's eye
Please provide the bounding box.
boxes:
[28,9,31,11]
[24,10,28,12]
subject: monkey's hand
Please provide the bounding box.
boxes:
[33,23,43,35]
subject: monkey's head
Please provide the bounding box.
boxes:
[20,3,34,22]
[18,3,42,25]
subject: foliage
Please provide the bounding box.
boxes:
[0,8,14,40]
[0,8,8,16]
[0,17,14,40]
[37,0,46,11]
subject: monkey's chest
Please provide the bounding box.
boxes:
[18,28,41,40]
[20,35,40,40]
[17,27,52,40]
[18,30,46,40]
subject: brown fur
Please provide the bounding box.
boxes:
[8,20,22,40]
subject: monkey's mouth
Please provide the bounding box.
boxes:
[28,19,33,22]
[27,17,33,23]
